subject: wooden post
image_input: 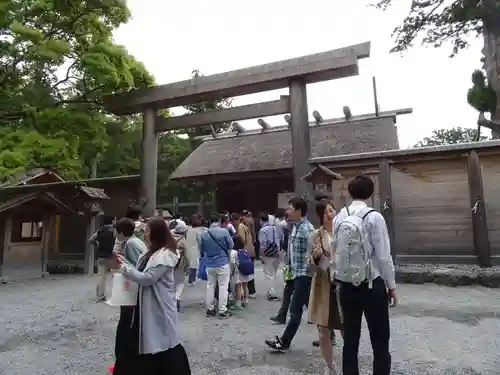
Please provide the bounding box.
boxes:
[41,215,55,277]
[141,108,159,217]
[467,150,491,267]
[84,214,97,275]
[289,79,315,221]
[378,159,396,262]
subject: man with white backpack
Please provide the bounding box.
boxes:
[332,174,397,375]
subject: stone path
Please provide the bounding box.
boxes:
[1,267,499,374]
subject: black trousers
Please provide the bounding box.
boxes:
[275,279,294,322]
[247,257,256,294]
[338,277,391,375]
[281,276,311,346]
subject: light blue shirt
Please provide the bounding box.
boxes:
[199,227,234,268]
[258,223,281,251]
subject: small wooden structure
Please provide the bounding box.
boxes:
[301,164,343,195]
[0,170,140,281]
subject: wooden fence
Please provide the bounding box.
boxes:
[310,140,500,266]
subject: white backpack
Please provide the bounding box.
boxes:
[333,206,375,286]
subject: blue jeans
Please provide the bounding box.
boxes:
[188,268,197,284]
[281,276,312,346]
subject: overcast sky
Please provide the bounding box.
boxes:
[114,0,485,148]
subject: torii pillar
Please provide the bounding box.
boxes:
[289,79,316,219]
[141,108,158,217]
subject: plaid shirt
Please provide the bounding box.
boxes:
[288,218,314,279]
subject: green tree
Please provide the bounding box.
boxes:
[415,127,488,147]
[373,0,500,137]
[0,0,155,180]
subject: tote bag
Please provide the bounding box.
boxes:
[197,255,208,281]
[106,272,139,306]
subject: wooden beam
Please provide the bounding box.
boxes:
[103,43,367,115]
[155,97,290,132]
[467,150,491,267]
[310,138,500,166]
[378,159,396,262]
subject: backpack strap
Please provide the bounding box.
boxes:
[356,207,376,220]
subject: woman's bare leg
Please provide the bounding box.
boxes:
[318,326,334,370]
[242,282,249,305]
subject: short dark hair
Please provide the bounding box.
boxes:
[275,208,285,218]
[232,234,245,249]
[347,174,374,200]
[209,212,220,224]
[102,215,114,226]
[125,204,142,221]
[259,212,269,222]
[147,216,177,251]
[316,199,335,227]
[115,217,135,237]
[288,197,307,217]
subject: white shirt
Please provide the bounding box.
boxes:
[333,200,396,290]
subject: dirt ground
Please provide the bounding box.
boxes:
[1,267,499,375]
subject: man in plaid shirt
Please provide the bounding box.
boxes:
[265,197,314,351]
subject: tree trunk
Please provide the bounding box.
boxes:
[483,15,500,138]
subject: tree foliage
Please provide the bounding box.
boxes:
[373,0,495,56]
[0,0,156,180]
[415,126,488,147]
[373,0,500,137]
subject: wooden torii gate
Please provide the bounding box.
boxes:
[103,42,371,217]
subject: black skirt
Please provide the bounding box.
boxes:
[114,305,191,375]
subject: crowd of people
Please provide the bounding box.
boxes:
[88,174,397,375]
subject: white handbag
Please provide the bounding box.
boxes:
[106,272,139,306]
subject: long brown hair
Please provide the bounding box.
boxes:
[147,216,177,252]
[316,199,336,227]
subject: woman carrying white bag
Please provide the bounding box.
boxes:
[113,216,191,375]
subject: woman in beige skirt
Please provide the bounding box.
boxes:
[308,199,343,375]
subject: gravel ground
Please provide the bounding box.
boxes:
[1,266,499,375]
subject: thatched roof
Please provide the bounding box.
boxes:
[170,116,399,181]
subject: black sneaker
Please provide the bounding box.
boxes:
[206,309,216,317]
[270,316,285,325]
[218,310,232,319]
[265,335,289,351]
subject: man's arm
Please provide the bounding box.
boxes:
[198,234,205,257]
[88,230,99,246]
[258,228,267,253]
[225,231,234,250]
[370,213,396,290]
